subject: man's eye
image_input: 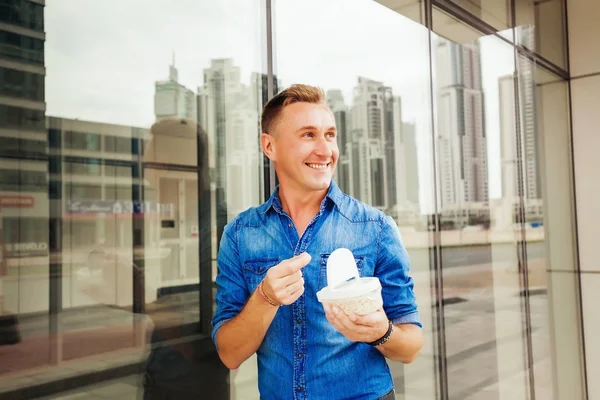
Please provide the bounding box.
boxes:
[326,132,336,138]
[304,132,315,138]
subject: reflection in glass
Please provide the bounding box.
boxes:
[515,0,567,69]
[430,18,569,397]
[449,0,511,31]
[525,62,582,399]
[1,0,265,398]
[275,0,437,398]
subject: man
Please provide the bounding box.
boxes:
[212,84,423,399]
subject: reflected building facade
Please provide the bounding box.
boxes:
[0,0,47,319]
[436,39,489,212]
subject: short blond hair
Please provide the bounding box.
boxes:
[261,84,326,134]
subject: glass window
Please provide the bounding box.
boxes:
[0,105,44,130]
[63,161,101,176]
[0,67,44,101]
[65,183,102,200]
[0,136,46,156]
[0,0,44,31]
[522,61,584,399]
[430,7,579,399]
[274,1,438,398]
[104,136,132,154]
[0,168,46,192]
[0,30,44,64]
[2,217,48,258]
[515,0,567,70]
[104,164,132,178]
[450,0,511,31]
[0,0,265,399]
[63,131,102,151]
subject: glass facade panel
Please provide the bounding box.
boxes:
[272,1,438,398]
[449,0,511,31]
[0,1,585,399]
[431,28,533,398]
[515,0,567,70]
[0,0,266,398]
[525,63,583,399]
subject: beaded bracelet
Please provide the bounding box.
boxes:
[258,280,280,307]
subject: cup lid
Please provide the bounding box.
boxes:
[316,248,381,301]
[317,277,381,301]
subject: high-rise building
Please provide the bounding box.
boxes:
[326,89,351,193]
[435,39,488,211]
[349,77,387,208]
[348,77,407,211]
[154,57,197,121]
[0,0,48,316]
[402,122,420,209]
[517,26,541,200]
[498,28,541,203]
[199,59,260,219]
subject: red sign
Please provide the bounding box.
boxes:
[0,196,35,208]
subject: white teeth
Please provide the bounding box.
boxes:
[307,163,328,169]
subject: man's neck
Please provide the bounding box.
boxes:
[278,184,328,234]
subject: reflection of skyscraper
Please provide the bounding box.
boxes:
[199,59,260,219]
[250,72,280,114]
[154,57,197,121]
[403,122,420,209]
[499,75,519,201]
[347,78,407,210]
[350,78,386,208]
[0,1,48,315]
[516,26,541,200]
[436,39,488,210]
[327,90,351,193]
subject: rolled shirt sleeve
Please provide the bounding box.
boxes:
[376,216,422,328]
[211,220,250,347]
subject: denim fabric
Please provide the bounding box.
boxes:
[212,182,421,400]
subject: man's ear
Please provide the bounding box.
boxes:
[261,132,276,161]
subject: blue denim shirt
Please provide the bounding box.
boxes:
[212,182,421,400]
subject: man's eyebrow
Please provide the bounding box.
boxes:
[295,125,318,132]
[295,125,337,132]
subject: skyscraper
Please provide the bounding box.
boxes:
[326,89,351,193]
[517,26,542,201]
[346,77,407,211]
[154,57,197,121]
[402,122,420,209]
[0,0,48,316]
[498,41,541,202]
[199,59,260,219]
[349,77,386,207]
[435,39,488,210]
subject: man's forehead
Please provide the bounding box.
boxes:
[282,102,335,127]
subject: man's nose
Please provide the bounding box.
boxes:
[314,135,333,157]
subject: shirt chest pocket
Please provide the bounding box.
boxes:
[243,258,280,292]
[318,254,365,290]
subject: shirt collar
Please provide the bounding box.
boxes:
[261,181,344,215]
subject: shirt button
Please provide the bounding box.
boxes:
[297,386,304,392]
[297,353,303,358]
[295,319,302,325]
[288,223,292,227]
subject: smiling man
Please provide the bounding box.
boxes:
[212,84,423,400]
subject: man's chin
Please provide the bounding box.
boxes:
[306,179,332,191]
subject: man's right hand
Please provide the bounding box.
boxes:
[261,252,311,306]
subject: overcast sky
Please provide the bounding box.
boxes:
[45,0,517,212]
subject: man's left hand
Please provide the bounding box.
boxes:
[323,304,389,343]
